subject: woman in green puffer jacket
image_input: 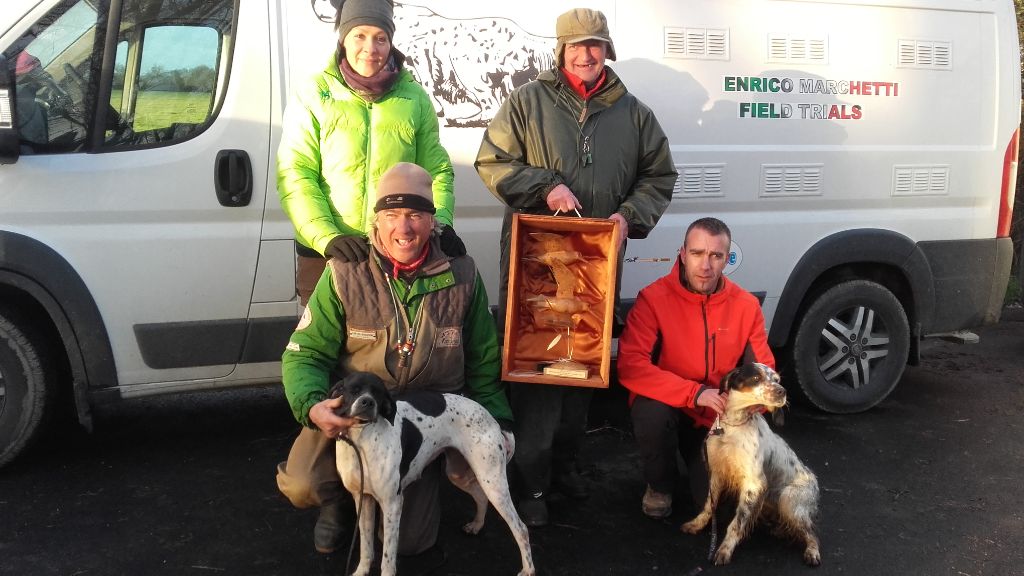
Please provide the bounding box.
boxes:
[276,0,456,305]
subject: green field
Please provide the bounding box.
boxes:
[110,90,212,132]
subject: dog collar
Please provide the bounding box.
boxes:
[717,410,755,427]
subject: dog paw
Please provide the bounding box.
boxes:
[679,520,704,534]
[803,549,822,566]
[713,549,733,565]
[462,520,484,535]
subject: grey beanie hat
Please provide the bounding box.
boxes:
[554,8,617,68]
[374,163,436,214]
[334,0,395,42]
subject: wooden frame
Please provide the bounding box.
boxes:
[501,213,619,388]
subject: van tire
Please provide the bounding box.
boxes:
[0,308,54,467]
[792,280,909,413]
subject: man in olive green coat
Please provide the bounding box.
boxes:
[474,7,677,527]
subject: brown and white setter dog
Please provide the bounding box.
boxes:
[680,362,822,566]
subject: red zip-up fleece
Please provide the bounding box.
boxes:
[617,257,775,429]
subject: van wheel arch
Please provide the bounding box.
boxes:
[769,229,933,413]
[769,229,933,349]
[0,232,117,455]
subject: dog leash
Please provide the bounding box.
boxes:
[337,433,364,574]
[703,418,725,562]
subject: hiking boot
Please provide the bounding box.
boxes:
[397,543,448,575]
[313,501,345,554]
[553,469,590,500]
[518,494,549,528]
[641,486,673,519]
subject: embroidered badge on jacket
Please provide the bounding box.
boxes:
[348,328,378,341]
[437,327,461,348]
[296,306,312,331]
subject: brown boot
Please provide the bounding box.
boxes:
[641,486,673,519]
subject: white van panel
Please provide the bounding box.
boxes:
[0,0,1017,449]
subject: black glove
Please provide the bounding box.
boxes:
[324,235,370,263]
[439,225,467,257]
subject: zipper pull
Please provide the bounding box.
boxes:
[578,104,587,124]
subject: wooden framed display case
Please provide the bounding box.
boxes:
[501,213,619,388]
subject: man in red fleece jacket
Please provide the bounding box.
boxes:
[617,217,775,519]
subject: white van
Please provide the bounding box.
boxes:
[0,0,1018,465]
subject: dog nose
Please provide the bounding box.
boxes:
[768,384,787,403]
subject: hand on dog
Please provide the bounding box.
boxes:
[309,397,356,438]
[697,390,729,415]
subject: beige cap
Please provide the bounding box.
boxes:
[554,8,617,67]
[374,162,436,214]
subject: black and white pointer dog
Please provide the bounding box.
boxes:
[328,372,535,576]
[680,363,822,566]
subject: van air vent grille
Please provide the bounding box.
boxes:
[892,165,950,196]
[761,164,824,197]
[674,164,725,198]
[664,27,729,60]
[767,34,828,64]
[897,40,952,70]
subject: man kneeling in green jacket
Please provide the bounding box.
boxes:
[275,162,513,571]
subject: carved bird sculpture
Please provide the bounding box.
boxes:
[523,232,589,319]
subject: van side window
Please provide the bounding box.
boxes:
[4,0,100,154]
[105,3,231,148]
[2,0,235,154]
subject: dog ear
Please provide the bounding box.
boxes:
[772,408,786,427]
[327,380,345,400]
[381,393,397,425]
[720,367,740,393]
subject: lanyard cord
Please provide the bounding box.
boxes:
[575,105,601,168]
[384,274,423,376]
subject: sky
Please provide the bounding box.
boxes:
[139,25,219,73]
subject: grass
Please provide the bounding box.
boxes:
[109,90,212,132]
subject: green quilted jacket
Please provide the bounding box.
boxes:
[277,51,454,254]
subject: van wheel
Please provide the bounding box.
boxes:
[792,280,909,413]
[0,308,54,467]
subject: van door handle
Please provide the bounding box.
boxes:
[214,149,253,207]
